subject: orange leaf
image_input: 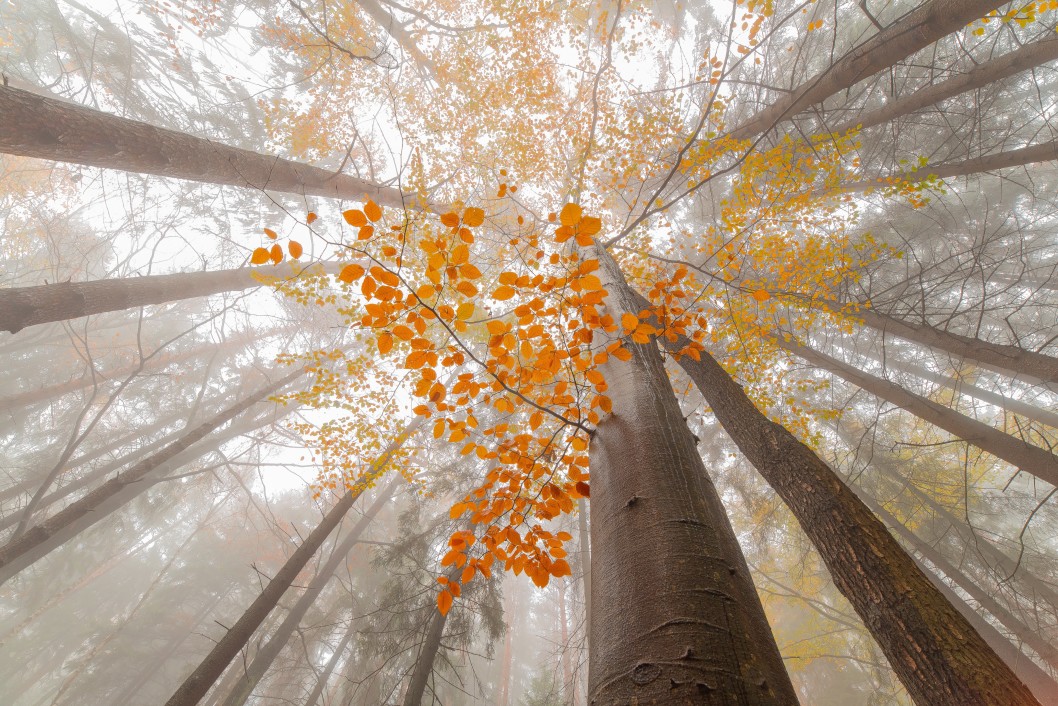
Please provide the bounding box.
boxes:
[358,225,375,240]
[751,289,771,302]
[575,481,590,498]
[620,313,639,333]
[378,332,394,354]
[269,244,283,264]
[288,241,303,259]
[437,589,453,616]
[461,564,476,584]
[343,209,367,227]
[463,207,485,227]
[306,212,318,224]
[493,285,516,301]
[338,264,364,283]
[250,247,270,265]
[560,203,582,226]
[363,200,382,222]
[580,216,602,236]
[440,212,460,228]
[264,228,278,240]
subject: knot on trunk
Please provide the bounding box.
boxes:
[630,662,662,685]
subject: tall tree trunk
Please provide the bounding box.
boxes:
[576,498,590,654]
[0,368,304,585]
[0,85,409,208]
[558,578,573,704]
[588,250,796,704]
[303,616,360,706]
[651,314,1040,704]
[402,564,460,706]
[781,338,1058,487]
[219,479,399,706]
[731,0,1007,139]
[164,421,418,706]
[844,343,1058,430]
[0,262,340,333]
[498,581,515,706]
[831,36,1058,134]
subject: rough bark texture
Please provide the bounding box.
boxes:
[0,369,303,585]
[653,319,1039,705]
[0,262,341,333]
[783,339,1058,487]
[731,0,1008,139]
[588,251,796,705]
[0,85,409,208]
[219,480,398,706]
[165,423,417,706]
[832,36,1058,134]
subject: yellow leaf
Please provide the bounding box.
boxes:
[457,302,475,320]
[250,247,270,265]
[560,203,582,226]
[463,207,485,227]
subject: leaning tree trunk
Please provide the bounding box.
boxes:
[831,35,1058,135]
[303,617,360,706]
[0,368,304,585]
[165,421,418,706]
[650,312,1040,704]
[402,563,461,706]
[587,250,797,704]
[730,0,1008,139]
[0,262,342,334]
[219,479,399,706]
[0,85,409,208]
[781,339,1058,487]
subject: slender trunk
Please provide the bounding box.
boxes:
[575,498,590,654]
[836,139,1058,194]
[832,36,1058,134]
[782,339,1058,487]
[165,422,418,706]
[0,85,409,208]
[219,479,398,706]
[731,0,1007,139]
[304,617,360,706]
[0,369,304,585]
[498,582,515,706]
[588,250,796,704]
[558,579,573,704]
[867,498,1058,672]
[653,314,1040,704]
[845,343,1058,430]
[402,565,460,706]
[0,262,339,334]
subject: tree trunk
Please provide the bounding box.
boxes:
[731,0,1008,139]
[558,578,573,704]
[781,338,1058,487]
[0,85,409,208]
[0,262,340,334]
[844,343,1058,430]
[303,617,359,706]
[653,315,1040,704]
[587,250,796,704]
[219,479,398,706]
[164,421,418,706]
[0,368,304,585]
[498,581,515,706]
[831,35,1058,134]
[576,497,591,655]
[402,565,460,706]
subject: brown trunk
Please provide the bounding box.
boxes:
[0,262,340,334]
[0,85,409,208]
[831,36,1058,134]
[0,368,304,585]
[731,0,1007,139]
[164,422,417,706]
[402,564,460,706]
[576,498,591,654]
[652,315,1040,704]
[781,339,1058,487]
[219,479,398,706]
[588,251,796,704]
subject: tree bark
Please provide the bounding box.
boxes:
[831,35,1058,135]
[651,314,1040,704]
[164,421,418,706]
[219,479,398,706]
[0,85,409,208]
[303,617,359,706]
[587,250,796,704]
[576,497,591,654]
[731,0,1008,139]
[402,564,460,706]
[0,368,304,585]
[782,339,1058,487]
[0,262,341,334]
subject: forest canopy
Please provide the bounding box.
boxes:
[2,0,1058,704]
